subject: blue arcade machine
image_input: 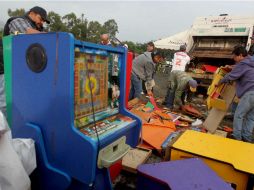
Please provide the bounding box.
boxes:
[3,32,142,189]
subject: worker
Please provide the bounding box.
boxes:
[248,35,254,56]
[129,51,163,100]
[100,33,111,45]
[146,41,155,52]
[0,6,50,116]
[171,45,190,72]
[141,41,156,94]
[3,6,50,35]
[218,46,254,143]
[162,70,197,110]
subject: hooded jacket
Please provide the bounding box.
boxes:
[131,52,156,90]
[220,56,254,98]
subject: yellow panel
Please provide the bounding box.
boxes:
[206,97,211,110]
[210,98,227,111]
[172,130,254,174]
[207,67,227,96]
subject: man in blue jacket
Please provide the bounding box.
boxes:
[218,46,254,143]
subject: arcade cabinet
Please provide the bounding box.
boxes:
[3,32,142,190]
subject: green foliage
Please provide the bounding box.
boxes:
[87,21,102,43]
[47,12,68,32]
[5,8,155,51]
[102,19,118,37]
[124,41,146,54]
[8,8,25,17]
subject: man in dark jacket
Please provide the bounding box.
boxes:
[129,51,163,100]
[219,46,254,143]
[0,6,49,116]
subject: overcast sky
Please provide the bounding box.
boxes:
[1,0,254,43]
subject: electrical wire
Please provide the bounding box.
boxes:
[81,42,101,189]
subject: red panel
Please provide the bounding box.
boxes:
[125,52,133,108]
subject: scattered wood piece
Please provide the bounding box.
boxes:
[208,129,228,138]
[154,110,172,120]
[130,108,152,123]
[142,124,175,151]
[204,84,235,133]
[182,104,203,118]
[128,98,140,108]
[179,115,195,123]
[122,147,152,173]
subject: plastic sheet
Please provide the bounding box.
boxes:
[0,111,31,190]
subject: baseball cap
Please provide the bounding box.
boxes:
[30,6,50,24]
[152,50,164,57]
[188,79,197,92]
[180,45,186,51]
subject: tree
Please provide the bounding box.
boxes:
[62,13,78,30]
[102,19,118,37]
[87,21,102,43]
[79,16,88,41]
[123,41,146,54]
[47,11,68,32]
[8,8,25,17]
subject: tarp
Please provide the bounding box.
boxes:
[154,30,191,50]
[0,111,36,190]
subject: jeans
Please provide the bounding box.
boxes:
[233,90,254,142]
[129,73,142,100]
[164,88,175,109]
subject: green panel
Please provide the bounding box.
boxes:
[3,36,13,127]
[234,27,246,32]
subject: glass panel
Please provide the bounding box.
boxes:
[74,51,121,129]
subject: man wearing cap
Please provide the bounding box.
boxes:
[3,6,50,36]
[248,36,254,56]
[129,51,163,100]
[171,45,190,72]
[163,70,197,110]
[0,6,50,116]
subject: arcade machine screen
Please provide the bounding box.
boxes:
[74,51,133,138]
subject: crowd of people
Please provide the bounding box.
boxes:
[1,6,254,144]
[128,36,254,144]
